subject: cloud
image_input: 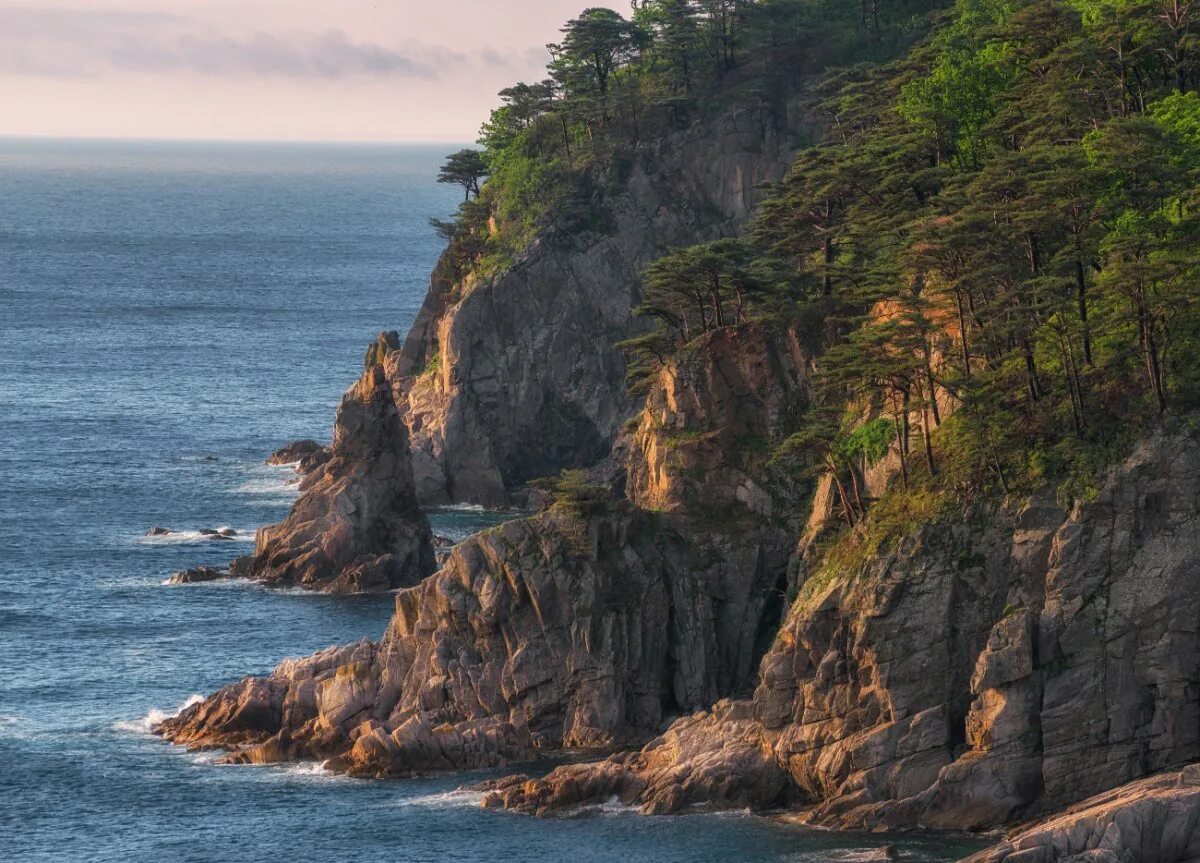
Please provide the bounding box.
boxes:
[108,31,438,80]
[0,6,441,81]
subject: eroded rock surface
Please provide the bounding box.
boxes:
[240,364,435,593]
[394,105,809,505]
[495,426,1200,830]
[968,769,1200,863]
[158,323,811,773]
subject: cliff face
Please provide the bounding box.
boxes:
[394,105,807,505]
[158,323,812,773]
[487,424,1200,832]
[233,364,435,593]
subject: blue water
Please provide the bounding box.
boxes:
[0,139,983,862]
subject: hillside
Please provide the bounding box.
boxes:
[161,2,1200,859]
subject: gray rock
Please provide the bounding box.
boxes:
[392,102,811,506]
[167,565,227,584]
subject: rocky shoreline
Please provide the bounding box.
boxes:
[151,96,1200,863]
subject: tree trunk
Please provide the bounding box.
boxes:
[1075,253,1093,366]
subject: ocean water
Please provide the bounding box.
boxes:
[0,139,984,862]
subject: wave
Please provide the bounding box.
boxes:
[113,694,204,735]
[433,503,488,513]
[234,477,300,495]
[0,714,33,740]
[398,788,485,809]
[137,528,254,545]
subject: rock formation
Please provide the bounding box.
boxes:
[235,363,435,593]
[967,768,1200,863]
[267,439,331,474]
[392,105,810,506]
[158,323,812,771]
[493,425,1200,830]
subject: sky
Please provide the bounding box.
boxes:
[0,1,592,141]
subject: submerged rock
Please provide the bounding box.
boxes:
[145,526,173,536]
[167,565,228,584]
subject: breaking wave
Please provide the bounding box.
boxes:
[113,694,204,735]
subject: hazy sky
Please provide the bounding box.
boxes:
[0,1,591,141]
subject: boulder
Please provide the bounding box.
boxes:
[267,439,331,474]
[166,565,228,584]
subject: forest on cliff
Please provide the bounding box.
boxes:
[437,0,1199,553]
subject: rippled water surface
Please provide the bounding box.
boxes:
[0,139,985,862]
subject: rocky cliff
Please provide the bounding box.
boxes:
[223,364,435,593]
[393,104,808,506]
[158,323,812,772]
[487,423,1200,834]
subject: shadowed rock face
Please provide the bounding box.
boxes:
[237,364,436,593]
[494,427,1200,830]
[157,324,812,773]
[394,105,809,506]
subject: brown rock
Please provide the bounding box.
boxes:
[488,427,1200,832]
[267,439,331,474]
[240,363,436,593]
[966,770,1200,863]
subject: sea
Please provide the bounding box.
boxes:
[0,138,985,862]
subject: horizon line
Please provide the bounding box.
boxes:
[0,132,476,146]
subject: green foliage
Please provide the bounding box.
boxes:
[842,418,894,465]
[437,149,489,201]
[422,352,441,377]
[531,469,613,517]
[433,0,949,292]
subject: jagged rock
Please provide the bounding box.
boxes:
[478,700,790,816]
[159,326,811,772]
[239,364,436,593]
[267,439,331,474]
[967,770,1200,863]
[497,427,1200,831]
[166,565,228,584]
[392,105,810,506]
[363,330,400,371]
[145,526,172,536]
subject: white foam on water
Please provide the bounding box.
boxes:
[272,760,345,782]
[113,694,204,735]
[570,795,642,816]
[0,714,34,740]
[232,462,303,503]
[434,503,488,513]
[399,788,485,809]
[137,529,254,546]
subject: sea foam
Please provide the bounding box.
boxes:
[398,788,486,809]
[137,528,254,546]
[113,694,204,735]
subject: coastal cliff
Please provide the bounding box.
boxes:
[485,425,1200,832]
[173,363,435,593]
[159,322,813,772]
[158,1,1200,859]
[393,106,806,506]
